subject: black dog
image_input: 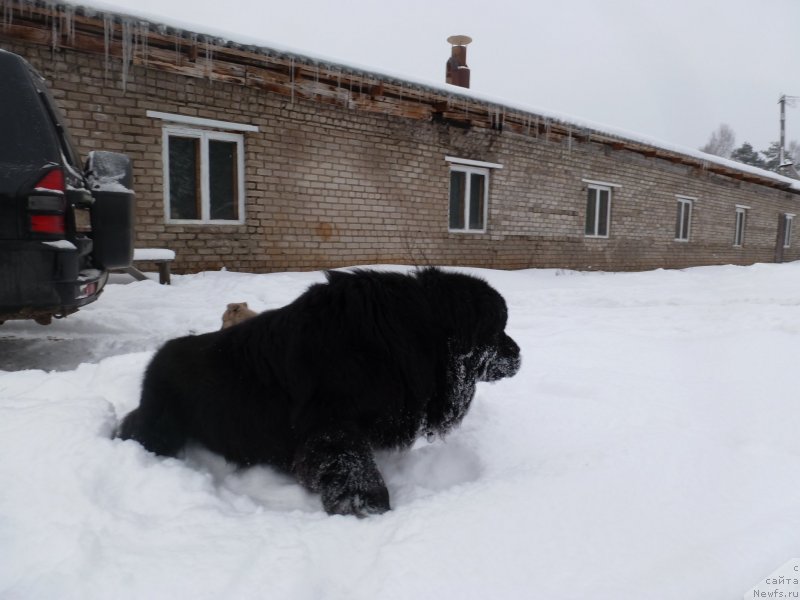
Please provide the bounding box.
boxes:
[118,268,521,517]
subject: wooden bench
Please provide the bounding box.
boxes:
[114,248,176,285]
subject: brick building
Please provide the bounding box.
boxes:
[2,1,799,273]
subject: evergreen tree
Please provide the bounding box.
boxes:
[759,140,799,172]
[730,142,766,168]
[761,141,782,171]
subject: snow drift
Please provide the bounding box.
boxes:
[1,263,799,599]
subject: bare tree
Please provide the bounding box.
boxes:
[700,124,736,158]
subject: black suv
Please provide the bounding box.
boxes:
[0,49,134,325]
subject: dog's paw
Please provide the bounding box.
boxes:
[322,481,390,518]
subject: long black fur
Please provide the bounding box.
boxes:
[118,267,521,516]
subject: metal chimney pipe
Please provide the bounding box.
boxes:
[446,35,472,89]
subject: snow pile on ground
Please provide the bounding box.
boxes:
[1,263,800,599]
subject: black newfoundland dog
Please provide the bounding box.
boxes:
[118,267,521,517]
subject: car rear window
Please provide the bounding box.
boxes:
[0,52,62,194]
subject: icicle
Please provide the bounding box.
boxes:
[290,57,295,105]
[50,8,58,52]
[120,18,134,91]
[139,21,149,67]
[205,38,214,81]
[189,32,198,70]
[568,126,573,153]
[261,52,270,96]
[103,13,113,82]
[2,0,13,32]
[348,72,354,108]
[133,20,139,69]
[337,69,346,107]
[62,4,75,45]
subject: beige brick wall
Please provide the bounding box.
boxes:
[7,41,800,273]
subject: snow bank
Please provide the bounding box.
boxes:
[1,263,800,599]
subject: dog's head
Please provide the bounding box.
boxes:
[416,268,521,382]
[460,295,521,385]
[416,268,521,436]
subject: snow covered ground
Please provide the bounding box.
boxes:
[1,263,799,599]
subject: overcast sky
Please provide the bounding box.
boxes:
[91,0,799,155]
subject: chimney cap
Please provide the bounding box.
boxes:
[447,35,472,46]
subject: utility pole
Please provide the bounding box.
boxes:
[779,94,800,166]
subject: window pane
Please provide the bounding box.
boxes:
[784,217,792,247]
[740,212,745,245]
[468,173,485,230]
[735,211,745,245]
[449,171,466,230]
[209,140,238,221]
[598,190,609,237]
[676,201,690,240]
[585,188,597,235]
[168,136,200,220]
[682,203,691,239]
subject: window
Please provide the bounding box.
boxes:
[784,213,795,249]
[445,156,502,233]
[675,196,694,242]
[162,126,244,224]
[449,166,488,232]
[585,184,612,237]
[734,206,749,247]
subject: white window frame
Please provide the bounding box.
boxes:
[734,205,749,247]
[162,126,246,225]
[584,183,613,238]
[784,213,795,249]
[448,164,490,234]
[675,196,694,242]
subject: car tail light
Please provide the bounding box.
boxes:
[28,168,67,236]
[34,169,65,193]
[30,214,66,234]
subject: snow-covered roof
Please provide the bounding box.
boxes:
[15,0,800,194]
